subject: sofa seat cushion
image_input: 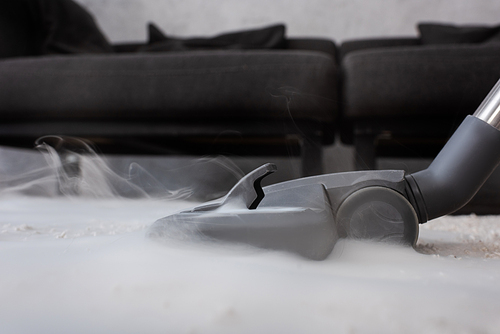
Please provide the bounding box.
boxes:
[342,44,500,119]
[0,50,337,123]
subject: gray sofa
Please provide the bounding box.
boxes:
[339,23,500,213]
[3,0,500,189]
[0,0,338,177]
[340,23,500,170]
[0,43,338,176]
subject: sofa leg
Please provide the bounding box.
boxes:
[301,135,323,176]
[354,134,376,170]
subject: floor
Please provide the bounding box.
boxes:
[1,145,500,333]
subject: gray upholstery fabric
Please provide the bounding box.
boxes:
[142,23,287,51]
[342,44,500,119]
[418,23,500,45]
[0,50,337,123]
[286,39,337,57]
[0,0,113,57]
[339,38,420,60]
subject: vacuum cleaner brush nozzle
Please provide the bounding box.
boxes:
[149,79,500,260]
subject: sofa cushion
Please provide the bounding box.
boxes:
[40,0,113,54]
[0,1,43,58]
[339,38,420,59]
[418,23,500,45]
[140,23,286,52]
[484,30,500,44]
[342,44,500,119]
[0,0,112,58]
[0,50,337,123]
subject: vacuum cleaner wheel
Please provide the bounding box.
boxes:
[336,187,419,246]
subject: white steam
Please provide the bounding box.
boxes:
[0,136,243,200]
[1,138,500,333]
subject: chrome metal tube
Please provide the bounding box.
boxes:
[474,79,500,130]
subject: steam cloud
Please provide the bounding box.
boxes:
[0,135,244,201]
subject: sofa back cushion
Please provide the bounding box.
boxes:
[418,23,500,45]
[140,23,286,52]
[0,0,112,58]
[40,0,113,54]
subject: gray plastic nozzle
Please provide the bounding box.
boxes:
[408,79,500,222]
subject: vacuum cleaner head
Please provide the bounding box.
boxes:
[149,164,419,260]
[149,79,500,260]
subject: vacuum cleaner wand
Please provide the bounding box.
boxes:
[149,79,500,260]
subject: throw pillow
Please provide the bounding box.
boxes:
[141,23,286,52]
[418,22,499,45]
[40,0,113,54]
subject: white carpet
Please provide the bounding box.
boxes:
[1,145,499,333]
[1,196,499,334]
